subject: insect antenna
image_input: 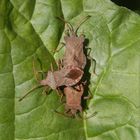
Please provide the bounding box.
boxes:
[74,15,91,34]
[56,16,74,33]
[18,85,44,101]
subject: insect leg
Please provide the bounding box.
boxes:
[53,42,65,54]
[33,59,45,81]
[18,85,43,101]
[42,86,51,96]
[54,110,72,118]
[57,59,63,70]
[55,88,64,102]
[50,63,54,72]
[86,54,97,76]
[84,88,93,100]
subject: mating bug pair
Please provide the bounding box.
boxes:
[19,15,95,118]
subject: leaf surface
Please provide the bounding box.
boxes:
[0,0,140,140]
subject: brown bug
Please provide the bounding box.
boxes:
[55,83,96,118]
[42,16,91,91]
[40,65,83,90]
[19,16,91,101]
[58,16,91,70]
[64,84,84,116]
[18,62,83,101]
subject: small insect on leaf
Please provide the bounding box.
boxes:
[64,84,84,116]
[19,16,95,120]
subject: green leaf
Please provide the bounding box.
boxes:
[0,0,140,140]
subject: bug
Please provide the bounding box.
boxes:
[18,62,83,101]
[41,16,91,88]
[40,15,91,98]
[58,16,91,70]
[64,84,84,116]
[40,65,83,90]
[19,16,91,100]
[55,83,96,118]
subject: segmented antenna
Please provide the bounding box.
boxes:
[56,15,91,34]
[56,16,74,32]
[74,15,91,33]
